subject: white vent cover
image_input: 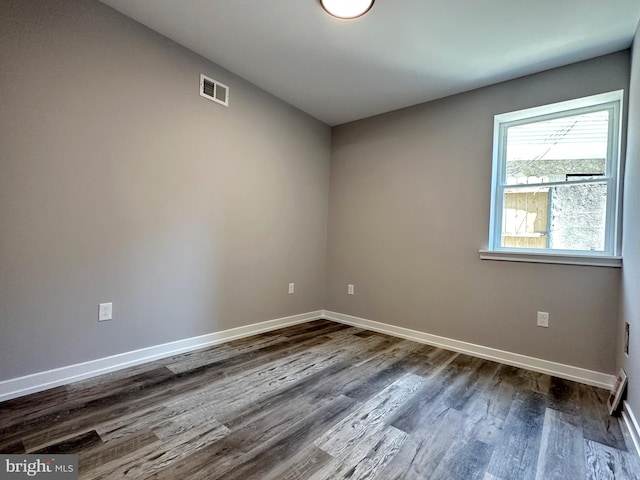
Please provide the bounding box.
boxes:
[200,74,229,106]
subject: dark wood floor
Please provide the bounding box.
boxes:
[1,320,638,479]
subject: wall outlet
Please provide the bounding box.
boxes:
[288,283,295,294]
[536,311,549,328]
[99,302,113,322]
[624,322,630,355]
[348,284,355,295]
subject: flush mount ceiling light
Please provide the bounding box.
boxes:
[320,0,374,19]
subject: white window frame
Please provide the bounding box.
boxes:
[481,90,624,267]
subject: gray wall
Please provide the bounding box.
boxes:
[0,0,631,385]
[619,22,640,421]
[326,52,629,374]
[0,0,331,381]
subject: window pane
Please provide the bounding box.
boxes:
[501,188,550,249]
[502,182,607,251]
[505,110,609,185]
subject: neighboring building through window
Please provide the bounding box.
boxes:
[488,91,623,257]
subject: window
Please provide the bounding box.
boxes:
[484,91,623,265]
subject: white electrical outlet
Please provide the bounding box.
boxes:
[99,302,113,322]
[288,283,295,294]
[537,311,549,328]
[348,284,355,295]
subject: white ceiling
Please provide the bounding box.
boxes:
[100,0,640,126]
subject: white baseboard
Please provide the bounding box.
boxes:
[0,310,324,403]
[623,401,640,457]
[321,310,616,390]
[0,308,618,402]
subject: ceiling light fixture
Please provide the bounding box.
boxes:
[320,0,374,19]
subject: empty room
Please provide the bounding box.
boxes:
[2,0,640,478]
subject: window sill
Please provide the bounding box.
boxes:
[478,250,622,268]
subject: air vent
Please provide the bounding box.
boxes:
[200,74,229,106]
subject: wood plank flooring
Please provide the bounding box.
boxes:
[1,320,638,479]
